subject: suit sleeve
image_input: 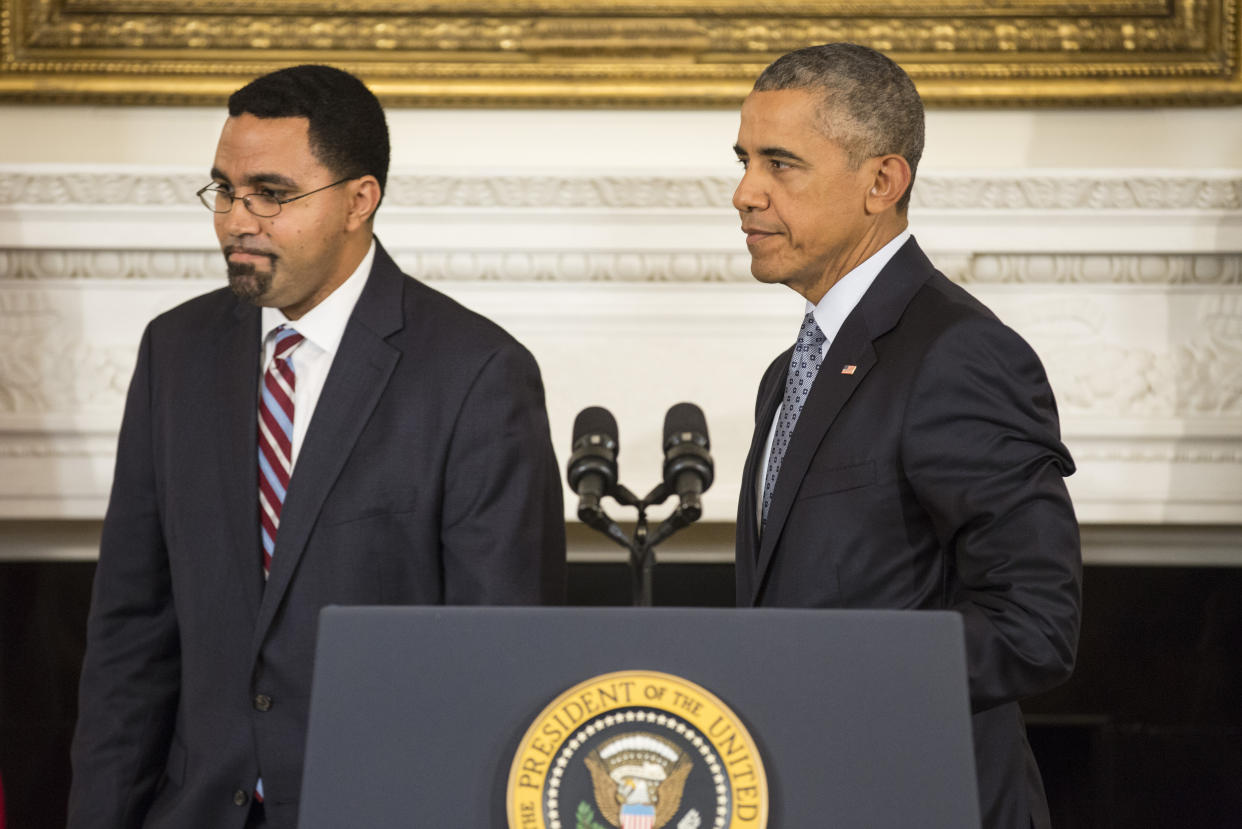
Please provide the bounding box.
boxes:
[68,325,180,828]
[439,341,566,604]
[901,316,1082,712]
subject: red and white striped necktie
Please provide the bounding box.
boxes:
[257,325,304,579]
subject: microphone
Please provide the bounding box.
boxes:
[662,402,714,521]
[567,406,620,523]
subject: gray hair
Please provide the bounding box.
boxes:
[753,43,924,212]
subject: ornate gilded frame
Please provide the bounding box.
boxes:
[2,0,1241,106]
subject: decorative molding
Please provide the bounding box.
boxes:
[3,248,1241,286]
[384,176,740,210]
[1,282,1240,421]
[2,0,1241,106]
[0,171,202,206]
[0,248,760,282]
[0,433,119,458]
[1028,294,1242,416]
[391,251,754,284]
[910,176,1242,212]
[949,254,1242,285]
[1071,444,1242,464]
[0,290,131,414]
[0,249,221,280]
[2,170,1241,212]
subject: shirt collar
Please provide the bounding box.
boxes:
[261,238,377,355]
[808,229,911,345]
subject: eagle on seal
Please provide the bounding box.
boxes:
[584,732,693,829]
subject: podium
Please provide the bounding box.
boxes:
[300,607,980,828]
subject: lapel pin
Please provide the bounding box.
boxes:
[841,364,857,375]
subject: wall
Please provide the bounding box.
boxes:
[1,104,1241,562]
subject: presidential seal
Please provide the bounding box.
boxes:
[507,670,767,829]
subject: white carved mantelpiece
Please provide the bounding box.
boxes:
[2,166,1240,550]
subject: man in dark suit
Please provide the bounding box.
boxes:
[732,44,1081,829]
[68,65,565,829]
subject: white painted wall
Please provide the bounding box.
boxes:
[3,106,1241,169]
[1,103,1240,561]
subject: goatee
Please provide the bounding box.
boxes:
[227,260,273,304]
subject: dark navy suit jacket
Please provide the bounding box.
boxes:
[69,239,566,829]
[736,237,1081,829]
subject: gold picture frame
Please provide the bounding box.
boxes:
[2,0,1241,106]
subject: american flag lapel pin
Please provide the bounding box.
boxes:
[841,364,857,375]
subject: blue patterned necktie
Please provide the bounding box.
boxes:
[762,311,826,529]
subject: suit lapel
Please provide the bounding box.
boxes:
[252,241,405,651]
[750,237,936,605]
[752,319,877,603]
[216,300,264,619]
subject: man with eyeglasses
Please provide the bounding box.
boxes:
[68,65,566,829]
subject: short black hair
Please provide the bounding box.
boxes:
[754,43,924,212]
[228,65,390,203]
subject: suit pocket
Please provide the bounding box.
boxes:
[796,460,876,500]
[319,485,418,527]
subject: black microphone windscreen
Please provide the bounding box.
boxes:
[572,406,619,447]
[663,402,709,449]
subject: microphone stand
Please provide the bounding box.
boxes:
[581,481,703,607]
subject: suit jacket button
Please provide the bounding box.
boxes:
[233,789,250,807]
[254,694,272,712]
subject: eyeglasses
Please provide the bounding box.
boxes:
[196,177,355,218]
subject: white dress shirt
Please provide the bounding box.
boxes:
[259,239,376,471]
[755,230,911,524]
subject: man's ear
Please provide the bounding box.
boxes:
[864,154,912,215]
[345,176,382,230]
